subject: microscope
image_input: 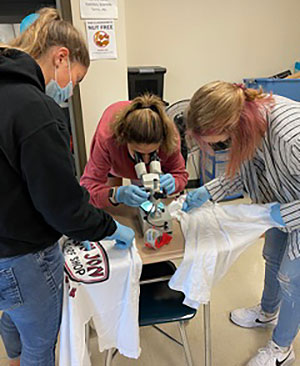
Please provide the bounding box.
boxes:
[134,151,173,249]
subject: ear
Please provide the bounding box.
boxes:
[53,47,70,68]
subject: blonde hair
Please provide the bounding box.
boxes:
[187,81,273,177]
[111,94,178,155]
[7,7,89,67]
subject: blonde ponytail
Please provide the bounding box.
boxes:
[8,7,89,67]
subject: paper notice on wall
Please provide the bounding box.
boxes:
[86,20,117,60]
[80,0,118,19]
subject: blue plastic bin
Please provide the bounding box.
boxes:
[204,149,228,183]
[200,149,242,200]
[244,78,300,102]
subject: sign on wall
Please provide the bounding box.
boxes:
[80,0,118,19]
[85,20,117,60]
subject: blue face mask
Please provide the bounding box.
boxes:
[46,58,73,105]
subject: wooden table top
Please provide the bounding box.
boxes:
[105,193,247,265]
[105,202,184,265]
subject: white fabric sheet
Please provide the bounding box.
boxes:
[168,198,281,309]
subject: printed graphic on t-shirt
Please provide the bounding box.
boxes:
[63,239,110,284]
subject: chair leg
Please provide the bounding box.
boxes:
[178,321,194,366]
[203,302,212,366]
[85,322,91,357]
[105,349,114,366]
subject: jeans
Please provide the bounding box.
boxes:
[261,228,300,347]
[0,243,64,366]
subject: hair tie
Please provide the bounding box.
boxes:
[20,13,40,33]
[233,83,246,91]
[138,104,158,113]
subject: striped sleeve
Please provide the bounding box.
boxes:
[271,103,300,230]
[280,201,300,231]
[280,135,300,230]
[204,173,243,202]
[289,138,300,175]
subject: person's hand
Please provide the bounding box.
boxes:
[160,173,176,195]
[115,185,149,207]
[182,186,211,212]
[104,221,135,249]
[270,203,286,226]
[82,240,92,250]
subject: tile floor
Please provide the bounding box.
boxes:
[1,237,299,365]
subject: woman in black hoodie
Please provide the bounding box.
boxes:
[0,7,134,366]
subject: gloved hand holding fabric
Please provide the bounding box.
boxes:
[160,173,176,195]
[182,186,211,212]
[270,203,286,226]
[116,185,149,207]
[82,240,92,250]
[104,221,135,249]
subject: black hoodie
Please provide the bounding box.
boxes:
[0,48,116,257]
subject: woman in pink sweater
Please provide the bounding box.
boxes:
[80,94,188,208]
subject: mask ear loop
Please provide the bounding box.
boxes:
[54,64,58,83]
[54,57,72,85]
[67,57,72,84]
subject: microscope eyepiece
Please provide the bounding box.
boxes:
[149,150,159,162]
[134,151,144,163]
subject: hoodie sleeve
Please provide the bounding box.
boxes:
[19,120,117,241]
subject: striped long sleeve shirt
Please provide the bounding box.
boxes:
[205,95,300,260]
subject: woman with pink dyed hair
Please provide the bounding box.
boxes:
[183,81,300,366]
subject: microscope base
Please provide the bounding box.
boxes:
[138,207,173,249]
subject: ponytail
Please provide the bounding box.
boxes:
[7,7,89,67]
[112,94,178,155]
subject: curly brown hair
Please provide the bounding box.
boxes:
[111,94,178,155]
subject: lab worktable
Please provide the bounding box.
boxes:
[104,199,212,366]
[105,201,184,265]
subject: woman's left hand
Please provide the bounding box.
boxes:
[270,203,286,226]
[160,173,176,195]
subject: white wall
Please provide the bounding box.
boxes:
[70,0,128,154]
[70,0,300,152]
[125,0,300,104]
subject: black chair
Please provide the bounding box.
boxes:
[105,261,196,366]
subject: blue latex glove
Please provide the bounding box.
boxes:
[182,186,211,212]
[115,185,149,207]
[82,240,92,250]
[104,221,135,249]
[270,203,286,226]
[160,173,176,195]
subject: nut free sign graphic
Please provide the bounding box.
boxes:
[64,240,110,284]
[86,20,117,60]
